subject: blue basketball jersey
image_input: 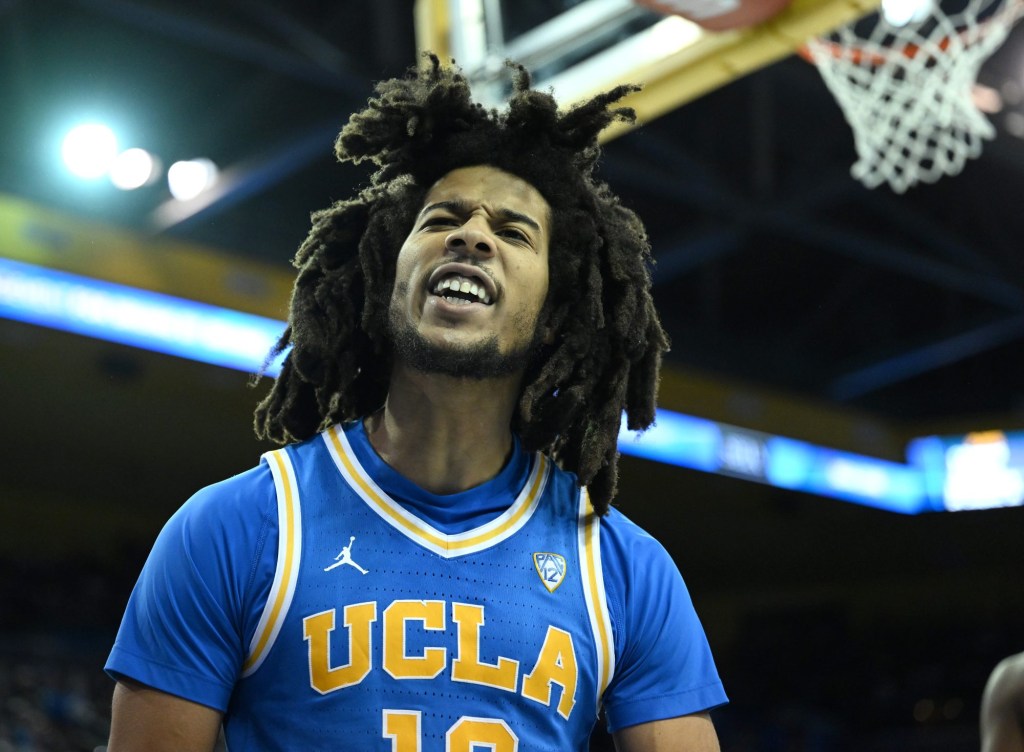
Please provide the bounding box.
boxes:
[106,421,727,749]
[227,423,614,750]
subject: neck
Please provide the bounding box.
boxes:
[364,363,523,495]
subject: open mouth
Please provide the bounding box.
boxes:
[432,273,493,305]
[427,264,497,306]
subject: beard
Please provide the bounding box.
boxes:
[386,294,544,380]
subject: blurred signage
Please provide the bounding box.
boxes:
[0,257,286,375]
[620,415,926,514]
[718,426,769,482]
[908,430,1024,512]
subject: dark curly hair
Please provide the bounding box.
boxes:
[254,56,669,515]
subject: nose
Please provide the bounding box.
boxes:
[445,222,496,257]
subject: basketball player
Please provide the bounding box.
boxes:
[982,652,1024,752]
[105,58,727,751]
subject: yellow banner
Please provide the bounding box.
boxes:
[0,193,293,318]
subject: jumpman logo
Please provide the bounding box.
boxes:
[324,536,369,574]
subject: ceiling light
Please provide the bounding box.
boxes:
[167,158,218,201]
[61,123,119,179]
[110,148,159,190]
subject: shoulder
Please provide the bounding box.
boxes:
[162,458,280,559]
[598,506,677,573]
[596,505,696,645]
[542,462,681,577]
[985,652,1024,704]
[106,458,282,710]
[995,653,1024,680]
[596,506,728,728]
[543,463,677,572]
[180,459,278,523]
[982,651,1024,751]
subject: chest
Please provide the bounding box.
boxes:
[230,442,606,751]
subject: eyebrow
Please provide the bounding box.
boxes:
[419,199,543,234]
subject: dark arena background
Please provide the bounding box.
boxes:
[2,1,1023,750]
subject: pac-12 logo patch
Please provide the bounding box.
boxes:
[533,552,567,593]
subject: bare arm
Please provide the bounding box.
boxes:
[982,653,1024,752]
[108,678,224,752]
[613,712,720,752]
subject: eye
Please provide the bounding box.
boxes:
[498,227,530,243]
[421,215,458,229]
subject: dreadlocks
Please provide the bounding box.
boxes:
[254,56,669,515]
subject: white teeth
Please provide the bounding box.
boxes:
[432,274,492,305]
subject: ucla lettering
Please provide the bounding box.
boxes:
[304,602,378,694]
[521,626,578,719]
[383,600,447,679]
[452,603,519,691]
[304,599,578,718]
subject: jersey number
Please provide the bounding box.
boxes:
[384,709,518,751]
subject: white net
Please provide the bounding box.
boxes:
[805,0,1024,192]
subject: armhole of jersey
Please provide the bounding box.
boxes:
[242,448,303,677]
[577,488,615,709]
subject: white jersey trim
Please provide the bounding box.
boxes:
[322,424,549,559]
[578,488,615,706]
[243,448,303,676]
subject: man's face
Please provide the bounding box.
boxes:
[387,165,551,379]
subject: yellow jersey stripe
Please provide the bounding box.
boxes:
[451,455,547,549]
[324,425,547,557]
[327,427,447,548]
[243,449,301,675]
[579,489,614,701]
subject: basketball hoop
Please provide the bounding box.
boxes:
[804,0,1024,192]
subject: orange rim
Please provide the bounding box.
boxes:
[796,2,1022,67]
